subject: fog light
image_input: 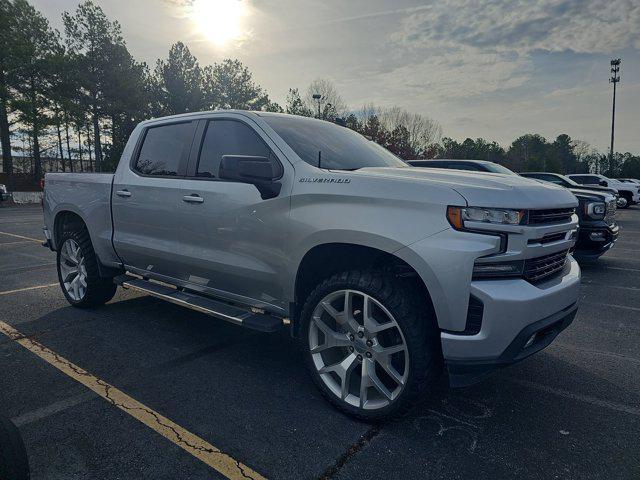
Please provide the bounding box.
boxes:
[472,260,524,279]
[589,231,606,241]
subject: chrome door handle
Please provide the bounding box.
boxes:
[116,190,132,198]
[182,194,204,204]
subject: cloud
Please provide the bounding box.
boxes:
[374,47,532,99]
[395,0,640,54]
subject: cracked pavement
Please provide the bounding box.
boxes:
[1,204,639,479]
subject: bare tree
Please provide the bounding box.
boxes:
[379,106,442,156]
[305,78,347,119]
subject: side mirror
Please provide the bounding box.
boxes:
[219,155,283,199]
[599,180,608,187]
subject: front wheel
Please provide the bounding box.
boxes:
[56,228,117,308]
[301,270,442,421]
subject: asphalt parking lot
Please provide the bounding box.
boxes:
[1,204,639,480]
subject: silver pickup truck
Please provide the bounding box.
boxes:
[43,111,581,420]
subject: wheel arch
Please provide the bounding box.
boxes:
[53,209,122,279]
[53,209,89,249]
[291,242,437,337]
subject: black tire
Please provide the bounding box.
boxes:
[0,416,30,480]
[300,269,442,421]
[619,192,632,209]
[56,227,117,308]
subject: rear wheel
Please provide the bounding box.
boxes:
[301,270,441,421]
[56,228,117,308]
[619,193,631,209]
[616,197,628,209]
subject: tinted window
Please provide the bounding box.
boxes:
[450,162,482,171]
[263,115,406,170]
[575,175,600,184]
[197,120,270,177]
[411,161,447,169]
[135,122,194,175]
[534,174,565,185]
[483,163,515,175]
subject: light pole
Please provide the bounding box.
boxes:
[312,93,322,118]
[609,59,621,165]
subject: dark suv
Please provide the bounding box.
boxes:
[518,174,619,259]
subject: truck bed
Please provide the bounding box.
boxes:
[43,173,118,267]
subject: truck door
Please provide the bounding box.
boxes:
[111,120,198,280]
[177,116,290,312]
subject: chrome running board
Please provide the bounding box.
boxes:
[115,275,284,333]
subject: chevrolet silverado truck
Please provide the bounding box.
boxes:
[43,111,581,420]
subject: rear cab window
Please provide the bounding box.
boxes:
[134,122,196,176]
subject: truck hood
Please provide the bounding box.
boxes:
[569,188,613,201]
[354,167,578,209]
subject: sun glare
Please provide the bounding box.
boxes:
[190,0,248,47]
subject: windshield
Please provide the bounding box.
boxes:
[484,163,516,175]
[263,115,407,170]
[559,175,581,187]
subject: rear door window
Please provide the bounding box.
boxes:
[196,120,271,177]
[135,122,195,176]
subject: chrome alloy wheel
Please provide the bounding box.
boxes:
[59,238,87,301]
[308,289,410,410]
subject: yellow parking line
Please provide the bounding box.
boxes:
[0,240,35,247]
[0,231,41,243]
[0,284,59,296]
[0,321,267,480]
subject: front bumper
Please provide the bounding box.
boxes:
[574,223,618,259]
[442,256,580,386]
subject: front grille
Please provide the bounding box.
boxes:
[527,208,575,225]
[523,250,569,283]
[605,199,616,225]
[528,232,566,245]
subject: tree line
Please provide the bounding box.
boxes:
[1,0,638,182]
[436,134,640,178]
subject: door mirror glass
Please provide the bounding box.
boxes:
[599,180,608,186]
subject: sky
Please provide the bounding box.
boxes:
[32,0,640,153]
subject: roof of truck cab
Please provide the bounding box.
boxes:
[140,110,334,127]
[140,109,263,125]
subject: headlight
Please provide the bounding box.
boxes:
[447,206,525,230]
[585,201,606,219]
